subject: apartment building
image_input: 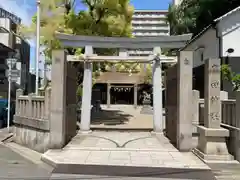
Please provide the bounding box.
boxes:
[129,10,170,56]
[0,7,31,98]
[173,0,183,5]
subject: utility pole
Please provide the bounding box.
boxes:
[35,0,40,95]
[6,57,17,132]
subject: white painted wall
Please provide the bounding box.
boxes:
[217,10,240,57]
[0,18,11,48]
[173,0,182,5]
[185,28,219,68]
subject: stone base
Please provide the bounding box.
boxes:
[151,131,164,135]
[78,130,92,135]
[140,105,153,114]
[194,126,233,162]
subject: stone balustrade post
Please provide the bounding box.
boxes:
[220,91,228,100]
[44,87,51,120]
[28,94,33,117]
[16,89,23,116]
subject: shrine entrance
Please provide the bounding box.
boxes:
[111,84,134,105]
[49,33,192,150]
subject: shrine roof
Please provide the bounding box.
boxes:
[95,71,145,84]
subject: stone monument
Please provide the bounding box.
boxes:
[194,58,233,162]
[140,91,153,114]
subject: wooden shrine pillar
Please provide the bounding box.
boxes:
[107,83,111,108]
[134,84,138,109]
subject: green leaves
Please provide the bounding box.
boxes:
[221,64,240,91]
[167,0,240,35]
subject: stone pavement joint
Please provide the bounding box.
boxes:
[42,131,211,179]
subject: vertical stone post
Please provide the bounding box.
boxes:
[220,91,228,100]
[152,47,162,132]
[44,87,51,120]
[28,94,33,117]
[107,83,111,108]
[204,58,222,128]
[192,90,200,134]
[177,51,193,151]
[80,46,93,132]
[119,49,128,57]
[134,84,137,109]
[235,91,240,162]
[195,58,232,161]
[49,50,67,149]
[15,89,23,116]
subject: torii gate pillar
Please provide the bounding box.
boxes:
[80,46,93,133]
[152,47,163,132]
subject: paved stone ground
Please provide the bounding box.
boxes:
[90,105,160,130]
[208,163,240,180]
[42,131,212,180]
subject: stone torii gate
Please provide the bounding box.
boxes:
[50,33,192,148]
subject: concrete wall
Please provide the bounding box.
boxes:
[185,28,219,68]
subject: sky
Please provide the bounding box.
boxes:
[0,0,172,70]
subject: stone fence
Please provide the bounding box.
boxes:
[13,88,51,153]
[193,90,240,161]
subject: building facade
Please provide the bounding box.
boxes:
[173,0,183,6]
[129,10,170,56]
[183,6,240,98]
[0,7,31,98]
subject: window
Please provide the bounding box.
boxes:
[0,69,5,76]
[200,52,204,61]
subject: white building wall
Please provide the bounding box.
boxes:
[217,11,240,57]
[0,18,13,48]
[185,28,219,68]
[173,0,183,6]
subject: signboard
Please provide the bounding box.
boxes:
[5,69,20,77]
[5,58,19,83]
[6,58,17,66]
[0,8,21,25]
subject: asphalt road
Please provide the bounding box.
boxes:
[0,144,51,179]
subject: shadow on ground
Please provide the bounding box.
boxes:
[77,109,133,126]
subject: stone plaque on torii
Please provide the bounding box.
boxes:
[53,33,192,135]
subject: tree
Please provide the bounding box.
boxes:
[167,0,240,36]
[19,0,134,59]
[19,0,135,97]
[166,0,240,90]
[221,64,240,91]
